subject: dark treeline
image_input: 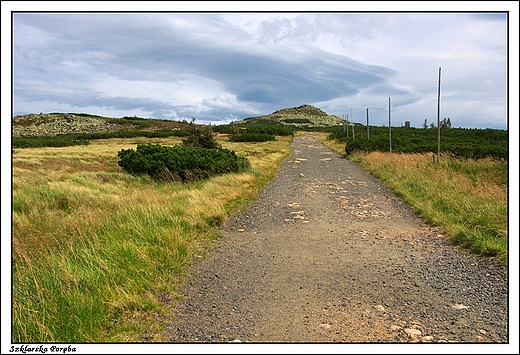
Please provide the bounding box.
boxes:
[12,129,190,148]
[328,125,508,160]
[213,120,294,142]
[213,120,294,137]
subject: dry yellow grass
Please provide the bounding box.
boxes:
[317,132,347,155]
[11,134,292,342]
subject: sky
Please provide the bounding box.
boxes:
[4,3,517,130]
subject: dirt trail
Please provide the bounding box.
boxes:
[164,133,508,343]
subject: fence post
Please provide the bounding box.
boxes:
[437,67,442,162]
[388,97,392,153]
[366,108,369,140]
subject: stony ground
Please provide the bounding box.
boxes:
[12,113,117,137]
[162,133,508,344]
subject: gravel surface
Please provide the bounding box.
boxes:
[163,133,509,344]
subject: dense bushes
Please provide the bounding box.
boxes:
[282,118,312,124]
[12,129,189,148]
[229,133,276,142]
[214,121,294,139]
[117,144,250,182]
[182,123,221,149]
[245,125,294,136]
[329,125,508,160]
[12,135,90,148]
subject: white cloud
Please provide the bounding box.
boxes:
[201,93,258,113]
[93,75,224,106]
[7,10,512,129]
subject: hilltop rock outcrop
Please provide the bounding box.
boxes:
[245,104,343,127]
[12,113,117,137]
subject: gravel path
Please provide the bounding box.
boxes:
[163,133,508,344]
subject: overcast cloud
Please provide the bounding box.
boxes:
[7,8,513,129]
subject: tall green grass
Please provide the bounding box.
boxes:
[12,136,292,342]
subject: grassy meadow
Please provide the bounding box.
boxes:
[11,135,292,342]
[318,133,508,265]
[11,130,508,342]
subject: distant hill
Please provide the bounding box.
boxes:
[243,104,343,127]
[11,105,343,137]
[12,112,191,137]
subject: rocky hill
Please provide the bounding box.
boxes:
[12,105,342,137]
[12,113,190,137]
[243,104,343,127]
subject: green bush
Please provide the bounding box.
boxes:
[229,133,276,142]
[245,125,293,136]
[12,136,90,148]
[214,122,294,137]
[182,122,221,149]
[334,125,508,160]
[12,130,189,148]
[283,118,312,124]
[117,144,250,182]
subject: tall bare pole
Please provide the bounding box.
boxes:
[350,107,355,139]
[366,108,369,139]
[388,97,392,153]
[437,67,441,160]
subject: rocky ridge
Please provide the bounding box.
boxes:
[12,113,117,137]
[244,104,343,127]
[11,113,189,137]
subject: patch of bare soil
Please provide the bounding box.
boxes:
[163,133,508,344]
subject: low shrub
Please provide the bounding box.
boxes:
[182,122,221,149]
[117,144,250,182]
[332,125,508,160]
[245,125,294,136]
[283,118,312,124]
[12,136,90,148]
[214,122,294,137]
[229,133,276,142]
[11,130,189,148]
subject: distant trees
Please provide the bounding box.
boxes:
[182,118,221,149]
[213,120,294,141]
[440,117,452,129]
[331,124,507,160]
[423,117,451,129]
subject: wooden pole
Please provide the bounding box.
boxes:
[388,97,392,153]
[350,107,354,139]
[366,108,369,140]
[436,67,442,161]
